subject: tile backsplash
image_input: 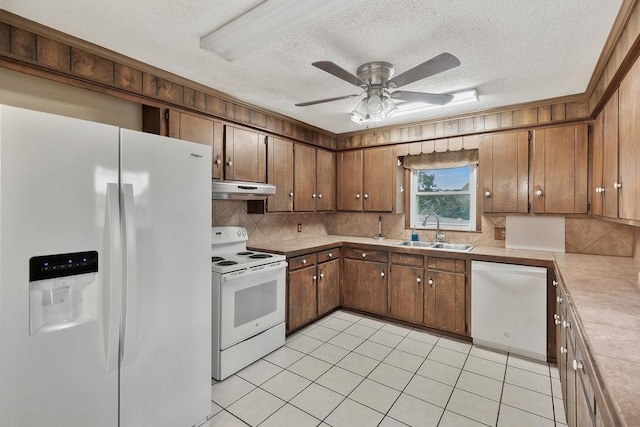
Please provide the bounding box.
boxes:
[212,200,636,257]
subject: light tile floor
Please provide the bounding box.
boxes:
[209,310,567,427]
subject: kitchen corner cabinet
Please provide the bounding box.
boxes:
[294,144,335,212]
[389,253,424,324]
[267,137,294,212]
[337,146,396,212]
[532,124,588,214]
[480,131,529,213]
[424,257,468,336]
[341,247,388,315]
[224,125,266,183]
[287,248,340,332]
[142,108,224,179]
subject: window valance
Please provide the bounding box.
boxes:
[402,149,479,170]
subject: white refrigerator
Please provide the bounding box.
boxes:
[0,105,212,426]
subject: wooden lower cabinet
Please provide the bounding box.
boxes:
[317,258,340,316]
[389,260,424,324]
[424,269,467,334]
[342,257,388,315]
[288,265,317,331]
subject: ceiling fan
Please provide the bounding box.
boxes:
[295,53,461,123]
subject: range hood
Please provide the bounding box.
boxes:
[211,180,276,200]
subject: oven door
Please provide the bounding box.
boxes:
[219,261,286,350]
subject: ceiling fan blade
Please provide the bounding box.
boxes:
[388,53,460,88]
[295,94,359,107]
[391,91,454,105]
[312,61,367,87]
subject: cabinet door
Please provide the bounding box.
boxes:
[363,146,394,212]
[336,150,363,211]
[618,57,640,221]
[592,112,604,216]
[602,90,619,218]
[294,143,317,212]
[225,126,266,182]
[481,131,528,213]
[532,124,588,214]
[267,137,293,212]
[212,122,224,180]
[342,258,387,315]
[389,265,423,324]
[317,259,340,316]
[316,149,335,211]
[424,270,466,334]
[566,338,577,427]
[288,266,317,331]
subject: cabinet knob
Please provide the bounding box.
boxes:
[320,273,324,279]
[595,187,602,193]
[364,193,369,199]
[552,280,558,287]
[614,182,622,189]
[555,318,561,326]
[215,158,222,165]
[328,253,333,258]
[380,271,385,277]
[356,193,361,199]
[563,320,570,329]
[428,279,434,286]
[361,253,367,258]
[289,191,294,197]
[318,193,322,199]
[560,346,567,354]
[536,189,543,197]
[554,314,560,321]
[312,275,317,281]
[302,259,307,264]
[485,191,491,197]
[557,296,563,303]
[226,160,233,167]
[312,193,316,198]
[572,359,583,371]
[417,277,422,283]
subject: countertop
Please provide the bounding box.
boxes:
[250,235,640,425]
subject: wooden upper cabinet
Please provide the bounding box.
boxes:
[294,143,317,212]
[224,125,266,183]
[316,149,335,211]
[618,57,640,221]
[363,146,395,212]
[602,90,619,218]
[532,124,588,214]
[592,111,604,216]
[481,131,529,213]
[336,150,363,211]
[267,137,293,212]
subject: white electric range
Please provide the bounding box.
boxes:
[210,226,286,380]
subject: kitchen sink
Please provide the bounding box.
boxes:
[393,241,474,252]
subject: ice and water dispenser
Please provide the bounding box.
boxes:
[29,251,98,335]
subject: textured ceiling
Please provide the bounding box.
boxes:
[1,0,623,134]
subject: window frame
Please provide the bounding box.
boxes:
[409,165,477,231]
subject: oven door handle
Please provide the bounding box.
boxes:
[221,261,287,282]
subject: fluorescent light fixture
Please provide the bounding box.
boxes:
[201,0,364,61]
[351,89,478,125]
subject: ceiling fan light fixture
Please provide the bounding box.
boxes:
[382,97,398,117]
[352,98,368,120]
[366,94,383,116]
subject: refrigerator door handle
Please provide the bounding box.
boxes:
[121,183,138,365]
[104,183,122,372]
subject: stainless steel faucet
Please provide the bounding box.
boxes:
[422,212,446,242]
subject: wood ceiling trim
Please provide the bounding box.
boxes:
[0,11,337,149]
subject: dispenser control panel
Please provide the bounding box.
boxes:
[29,251,98,281]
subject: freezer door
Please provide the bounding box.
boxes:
[119,129,212,427]
[0,105,119,426]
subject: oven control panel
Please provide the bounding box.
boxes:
[211,226,247,244]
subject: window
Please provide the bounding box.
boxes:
[410,165,477,231]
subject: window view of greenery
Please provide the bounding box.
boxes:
[414,166,471,228]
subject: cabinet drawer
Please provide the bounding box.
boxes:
[427,257,465,273]
[391,252,424,267]
[289,253,317,270]
[343,247,388,262]
[318,248,340,263]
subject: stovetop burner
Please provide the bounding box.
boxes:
[211,256,225,262]
[237,251,254,256]
[216,260,238,266]
[249,253,273,259]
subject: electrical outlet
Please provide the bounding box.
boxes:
[495,227,506,241]
[297,223,302,232]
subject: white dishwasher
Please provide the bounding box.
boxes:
[471,261,547,361]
